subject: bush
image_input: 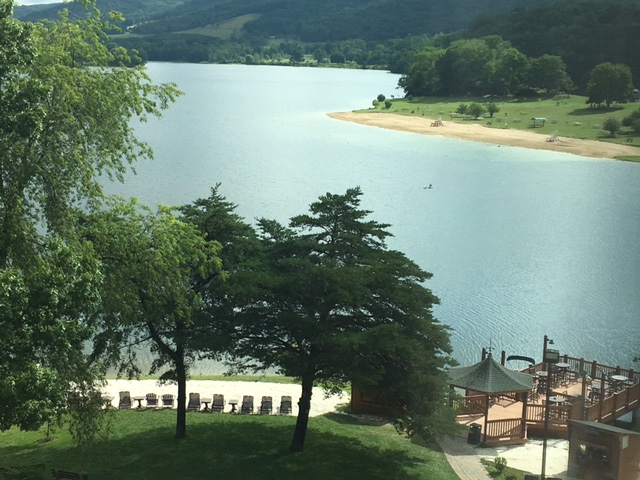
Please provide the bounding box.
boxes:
[456,103,469,115]
[603,117,622,137]
[623,109,640,133]
[467,102,486,118]
[494,456,507,473]
[377,93,386,102]
[384,99,392,109]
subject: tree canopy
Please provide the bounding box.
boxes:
[80,197,223,438]
[586,62,634,108]
[399,36,576,97]
[230,187,456,451]
[0,0,179,434]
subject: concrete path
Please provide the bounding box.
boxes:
[438,434,492,480]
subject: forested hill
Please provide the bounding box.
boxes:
[459,0,640,87]
[131,0,557,40]
[13,0,183,26]
[16,0,558,40]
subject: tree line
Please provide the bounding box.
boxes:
[398,35,637,106]
[1,0,457,453]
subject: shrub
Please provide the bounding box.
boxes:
[623,109,640,133]
[456,103,469,115]
[467,102,486,118]
[603,117,622,137]
[377,93,386,102]
[384,99,392,109]
[494,456,507,473]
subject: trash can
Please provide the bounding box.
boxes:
[467,423,482,444]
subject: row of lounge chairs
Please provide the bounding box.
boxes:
[117,391,292,414]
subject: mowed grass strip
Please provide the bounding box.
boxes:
[0,410,459,480]
[180,13,262,39]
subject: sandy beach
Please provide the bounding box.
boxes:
[328,112,640,160]
[102,379,347,416]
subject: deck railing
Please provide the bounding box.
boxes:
[527,356,640,385]
[452,394,487,415]
[485,418,525,442]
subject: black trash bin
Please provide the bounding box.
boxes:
[467,423,482,444]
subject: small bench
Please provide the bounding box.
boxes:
[52,469,89,480]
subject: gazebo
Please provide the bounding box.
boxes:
[531,117,547,127]
[449,354,534,444]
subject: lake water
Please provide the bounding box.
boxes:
[105,63,640,373]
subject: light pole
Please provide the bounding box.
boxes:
[541,335,559,480]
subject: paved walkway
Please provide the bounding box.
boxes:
[438,434,492,480]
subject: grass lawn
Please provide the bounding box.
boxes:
[365,94,640,161]
[0,410,459,480]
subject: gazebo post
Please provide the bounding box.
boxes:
[521,393,528,439]
[484,394,490,443]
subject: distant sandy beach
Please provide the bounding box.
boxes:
[328,112,640,160]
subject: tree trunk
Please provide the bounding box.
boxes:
[289,375,314,452]
[175,355,187,439]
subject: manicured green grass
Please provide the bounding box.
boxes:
[0,411,459,480]
[364,94,640,160]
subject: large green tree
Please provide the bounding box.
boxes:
[0,0,179,433]
[178,185,261,359]
[232,188,456,452]
[586,62,634,108]
[526,54,573,93]
[81,198,222,439]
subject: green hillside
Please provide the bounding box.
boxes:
[13,0,184,26]
[14,0,560,40]
[130,0,558,41]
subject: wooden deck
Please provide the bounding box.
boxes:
[454,355,640,445]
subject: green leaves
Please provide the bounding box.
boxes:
[233,188,455,447]
[0,0,180,435]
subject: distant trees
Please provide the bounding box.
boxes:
[586,63,634,108]
[399,36,574,98]
[528,54,574,93]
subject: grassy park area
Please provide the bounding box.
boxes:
[368,94,640,159]
[0,410,460,480]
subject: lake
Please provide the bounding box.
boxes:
[105,63,640,373]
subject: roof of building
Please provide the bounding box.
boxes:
[569,420,640,436]
[448,354,533,393]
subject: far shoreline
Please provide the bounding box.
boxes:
[328,112,640,160]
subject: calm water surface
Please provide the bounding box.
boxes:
[105,63,640,372]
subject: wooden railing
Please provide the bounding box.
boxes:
[527,356,640,385]
[452,394,486,415]
[485,418,525,442]
[584,383,640,422]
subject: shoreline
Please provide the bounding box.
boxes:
[328,112,640,160]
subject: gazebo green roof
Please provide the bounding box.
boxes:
[448,354,533,393]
